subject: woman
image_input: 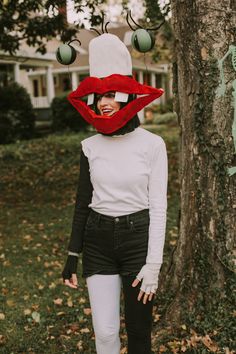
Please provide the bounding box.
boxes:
[62,33,168,354]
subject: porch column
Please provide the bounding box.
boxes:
[138,70,143,84]
[71,72,78,90]
[46,65,55,104]
[151,72,156,87]
[13,63,20,83]
[137,71,144,123]
[151,72,159,105]
[161,74,166,104]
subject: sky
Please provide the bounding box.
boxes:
[67,0,167,27]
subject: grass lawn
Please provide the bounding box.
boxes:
[0,124,180,353]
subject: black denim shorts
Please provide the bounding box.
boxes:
[82,208,150,278]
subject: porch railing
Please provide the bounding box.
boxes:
[31,96,49,108]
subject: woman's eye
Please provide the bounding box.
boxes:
[96,92,115,101]
[105,92,115,98]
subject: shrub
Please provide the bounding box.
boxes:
[153,112,178,125]
[0,82,36,144]
[51,94,89,132]
[152,97,174,114]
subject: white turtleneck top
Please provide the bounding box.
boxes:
[81,126,168,264]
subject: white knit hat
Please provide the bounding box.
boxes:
[87,33,132,105]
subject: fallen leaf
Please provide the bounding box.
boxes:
[23,235,33,241]
[154,313,161,322]
[69,323,80,332]
[169,240,177,246]
[80,328,90,333]
[24,309,31,315]
[0,313,5,320]
[201,334,218,352]
[83,308,91,315]
[6,299,15,307]
[78,297,86,304]
[31,304,39,311]
[3,260,11,266]
[53,298,63,305]
[159,345,168,352]
[76,340,83,350]
[0,335,6,345]
[49,282,56,289]
[31,311,40,323]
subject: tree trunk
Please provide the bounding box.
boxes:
[161,0,236,327]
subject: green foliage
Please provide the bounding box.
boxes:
[153,112,178,125]
[51,94,89,132]
[0,82,36,144]
[141,0,173,62]
[153,97,174,114]
[0,0,79,54]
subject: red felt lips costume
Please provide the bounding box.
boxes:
[68,74,164,134]
[67,33,164,134]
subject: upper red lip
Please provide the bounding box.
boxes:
[73,74,163,96]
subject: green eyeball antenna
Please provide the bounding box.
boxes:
[126,10,165,53]
[56,39,81,65]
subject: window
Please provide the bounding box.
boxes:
[155,74,162,88]
[33,79,39,97]
[143,72,151,85]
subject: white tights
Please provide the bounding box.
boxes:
[86,274,122,354]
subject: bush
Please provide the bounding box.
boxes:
[153,112,178,125]
[51,94,89,132]
[0,82,36,144]
[152,97,174,114]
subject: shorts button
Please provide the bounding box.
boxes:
[115,217,119,223]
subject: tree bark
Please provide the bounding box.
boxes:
[162,0,236,325]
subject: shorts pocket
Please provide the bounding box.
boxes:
[130,218,150,233]
[85,213,99,231]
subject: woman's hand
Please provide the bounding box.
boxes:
[132,263,161,304]
[64,273,78,289]
[62,255,79,289]
[132,277,155,304]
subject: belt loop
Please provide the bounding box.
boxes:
[126,215,130,227]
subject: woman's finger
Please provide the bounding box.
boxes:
[71,273,78,286]
[132,278,140,287]
[138,290,144,301]
[64,279,77,288]
[148,292,154,301]
[143,292,150,304]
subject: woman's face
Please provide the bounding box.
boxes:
[96,92,121,116]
